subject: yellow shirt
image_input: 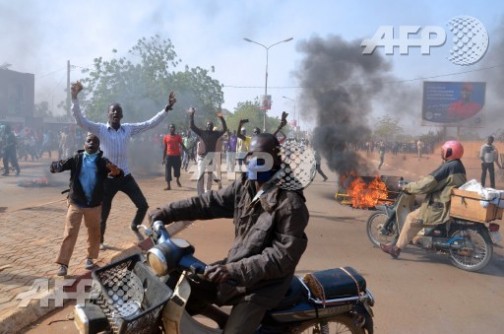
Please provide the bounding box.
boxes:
[237,136,251,153]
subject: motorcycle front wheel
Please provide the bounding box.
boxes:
[366,212,398,247]
[449,225,493,272]
[294,315,367,334]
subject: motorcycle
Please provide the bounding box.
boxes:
[366,191,500,272]
[74,221,375,334]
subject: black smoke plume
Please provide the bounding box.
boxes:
[295,35,402,176]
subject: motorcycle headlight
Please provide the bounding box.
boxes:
[147,238,193,276]
[147,246,169,276]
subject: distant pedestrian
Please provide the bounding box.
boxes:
[227,130,238,172]
[71,81,176,248]
[480,135,502,188]
[182,130,196,172]
[378,141,386,170]
[162,124,186,190]
[1,125,20,176]
[314,150,328,181]
[392,142,399,155]
[416,139,424,159]
[214,128,224,190]
[188,107,227,195]
[236,120,251,170]
[52,133,123,276]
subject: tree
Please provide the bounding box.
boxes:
[224,100,285,134]
[79,35,224,128]
[373,114,403,142]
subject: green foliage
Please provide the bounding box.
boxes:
[226,100,263,132]
[224,99,285,134]
[79,35,224,128]
[373,114,403,141]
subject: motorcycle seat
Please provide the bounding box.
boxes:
[302,267,366,303]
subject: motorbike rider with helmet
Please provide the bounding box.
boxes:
[380,140,467,258]
[148,133,309,334]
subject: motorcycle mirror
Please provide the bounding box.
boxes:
[138,225,153,237]
[144,228,153,237]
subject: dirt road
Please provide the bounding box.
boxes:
[6,149,504,334]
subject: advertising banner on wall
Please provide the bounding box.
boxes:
[261,95,272,111]
[422,81,486,126]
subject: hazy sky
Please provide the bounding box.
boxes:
[2,0,503,132]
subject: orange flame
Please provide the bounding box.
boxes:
[346,175,388,208]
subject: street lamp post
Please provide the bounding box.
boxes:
[243,37,293,132]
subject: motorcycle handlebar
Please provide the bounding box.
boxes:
[150,221,238,284]
[152,220,170,242]
[150,220,209,275]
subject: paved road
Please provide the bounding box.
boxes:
[1,153,503,334]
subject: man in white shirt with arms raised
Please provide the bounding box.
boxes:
[71,81,176,248]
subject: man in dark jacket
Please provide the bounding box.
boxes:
[188,107,227,195]
[381,140,467,258]
[51,133,122,276]
[149,133,309,334]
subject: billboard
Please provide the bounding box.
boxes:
[422,81,486,125]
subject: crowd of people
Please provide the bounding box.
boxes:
[362,138,435,157]
[0,123,90,176]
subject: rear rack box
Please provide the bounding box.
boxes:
[450,188,503,223]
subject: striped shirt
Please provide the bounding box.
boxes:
[72,99,167,175]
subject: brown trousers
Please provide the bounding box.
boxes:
[55,203,101,266]
[396,207,424,249]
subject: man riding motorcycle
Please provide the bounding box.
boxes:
[380,140,467,258]
[148,133,310,334]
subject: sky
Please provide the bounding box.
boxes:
[2,0,504,134]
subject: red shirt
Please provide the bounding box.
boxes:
[447,101,482,120]
[163,134,183,156]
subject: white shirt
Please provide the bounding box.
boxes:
[480,143,498,164]
[72,99,167,175]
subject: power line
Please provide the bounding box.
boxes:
[222,63,504,89]
[38,66,66,78]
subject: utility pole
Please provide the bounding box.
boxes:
[66,60,71,119]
